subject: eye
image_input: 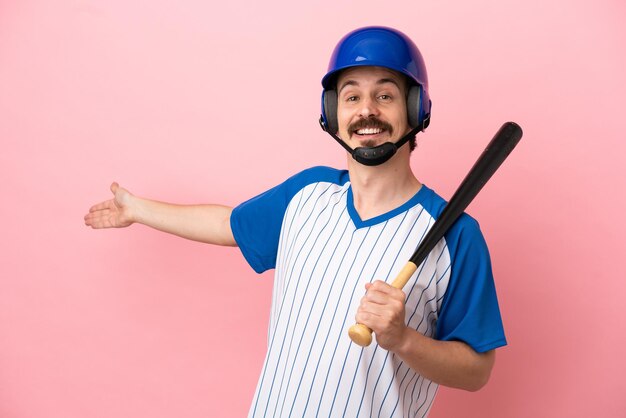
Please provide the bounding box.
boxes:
[378,94,392,101]
[346,95,359,102]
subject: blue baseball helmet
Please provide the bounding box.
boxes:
[320,26,431,134]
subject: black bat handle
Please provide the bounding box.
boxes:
[409,121,523,267]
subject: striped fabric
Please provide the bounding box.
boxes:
[230,167,506,418]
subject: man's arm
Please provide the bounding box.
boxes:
[84,182,236,247]
[355,280,495,391]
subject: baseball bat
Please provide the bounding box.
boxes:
[348,121,523,347]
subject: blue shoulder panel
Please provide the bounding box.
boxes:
[415,187,506,352]
[230,166,349,273]
[436,215,507,352]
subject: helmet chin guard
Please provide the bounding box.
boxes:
[318,117,423,166]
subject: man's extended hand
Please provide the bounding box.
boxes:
[355,280,409,351]
[84,182,135,228]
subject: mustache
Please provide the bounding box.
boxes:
[348,117,393,136]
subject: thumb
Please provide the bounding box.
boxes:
[110,182,119,195]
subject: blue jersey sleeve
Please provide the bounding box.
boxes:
[435,215,507,353]
[230,166,348,274]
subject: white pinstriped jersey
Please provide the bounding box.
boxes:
[231,167,506,418]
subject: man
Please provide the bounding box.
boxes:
[85,26,506,417]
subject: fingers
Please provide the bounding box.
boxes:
[356,280,408,350]
[358,281,402,316]
[357,298,404,322]
[84,209,114,228]
[357,282,404,318]
[85,210,126,228]
[84,183,129,229]
[364,280,405,303]
[84,198,119,228]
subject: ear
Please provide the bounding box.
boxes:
[322,89,338,134]
[407,85,422,129]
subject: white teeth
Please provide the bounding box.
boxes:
[356,128,383,135]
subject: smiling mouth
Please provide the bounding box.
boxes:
[355,127,385,135]
[349,118,393,138]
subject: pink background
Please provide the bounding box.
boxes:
[1,1,625,417]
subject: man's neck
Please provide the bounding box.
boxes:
[348,152,422,221]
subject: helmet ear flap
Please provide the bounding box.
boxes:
[407,85,422,129]
[322,89,338,134]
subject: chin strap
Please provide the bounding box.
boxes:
[318,118,425,166]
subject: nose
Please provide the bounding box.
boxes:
[358,96,380,119]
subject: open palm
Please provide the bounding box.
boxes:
[84,183,134,228]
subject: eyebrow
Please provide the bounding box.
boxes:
[337,77,401,94]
